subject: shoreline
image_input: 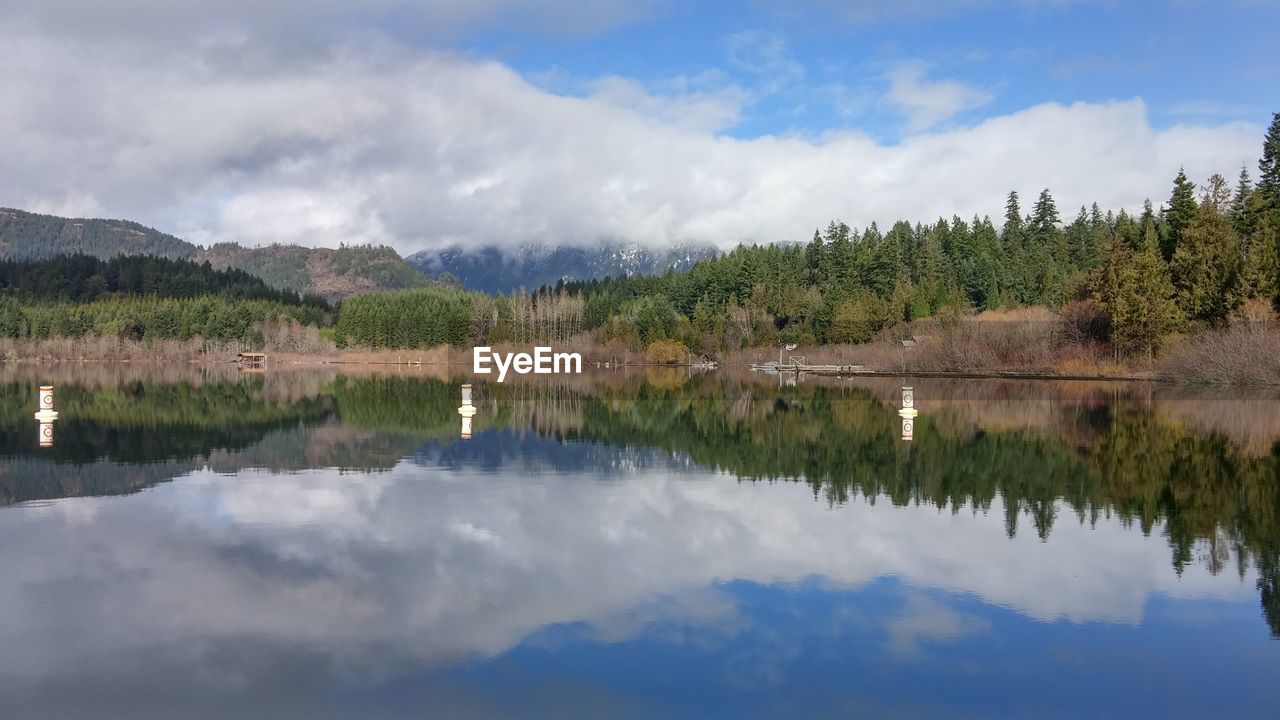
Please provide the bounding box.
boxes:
[0,354,1168,383]
[0,340,1273,386]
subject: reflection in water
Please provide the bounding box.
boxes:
[898,385,918,440]
[1,371,1278,717]
[35,384,58,447]
[458,383,477,439]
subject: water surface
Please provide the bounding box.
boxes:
[2,369,1277,718]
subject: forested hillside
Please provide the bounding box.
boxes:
[197,243,432,301]
[0,255,326,308]
[408,242,719,294]
[0,208,196,260]
[0,208,430,300]
[0,254,331,346]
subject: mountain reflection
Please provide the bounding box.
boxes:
[0,370,1278,717]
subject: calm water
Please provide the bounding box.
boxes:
[1,369,1278,719]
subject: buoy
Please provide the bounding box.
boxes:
[458,384,477,439]
[38,420,54,447]
[898,386,918,441]
[34,385,59,420]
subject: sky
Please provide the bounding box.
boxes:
[0,0,1275,252]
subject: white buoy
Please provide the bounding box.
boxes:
[34,385,59,420]
[898,386,918,441]
[458,384,477,439]
[38,420,54,447]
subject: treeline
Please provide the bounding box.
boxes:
[0,296,326,345]
[332,286,586,349]
[0,254,329,308]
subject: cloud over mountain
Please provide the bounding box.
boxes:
[0,5,1263,253]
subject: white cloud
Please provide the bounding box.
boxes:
[587,74,749,133]
[885,61,994,132]
[0,30,1263,253]
[724,30,806,93]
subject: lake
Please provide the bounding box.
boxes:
[1,368,1278,719]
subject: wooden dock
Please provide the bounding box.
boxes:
[752,361,866,375]
[237,352,266,370]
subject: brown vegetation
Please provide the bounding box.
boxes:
[1158,321,1280,385]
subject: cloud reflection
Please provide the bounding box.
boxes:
[0,452,1255,702]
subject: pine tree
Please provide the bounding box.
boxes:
[1259,112,1280,208]
[868,222,907,298]
[804,229,825,283]
[1203,173,1231,213]
[1002,190,1024,248]
[1000,191,1030,304]
[1163,169,1198,262]
[1245,214,1280,299]
[1066,206,1093,271]
[1231,165,1257,239]
[972,216,1003,309]
[1031,189,1067,304]
[1171,201,1244,325]
[1093,242,1182,358]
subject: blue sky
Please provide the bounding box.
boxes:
[462,1,1277,142]
[0,1,1274,250]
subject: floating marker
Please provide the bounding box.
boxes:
[898,386,918,441]
[38,420,54,448]
[34,385,59,420]
[458,384,477,439]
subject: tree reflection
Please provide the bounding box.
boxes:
[1,372,1277,636]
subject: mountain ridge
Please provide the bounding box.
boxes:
[1,207,724,298]
[0,207,430,301]
[408,242,720,294]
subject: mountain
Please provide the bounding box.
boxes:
[0,208,430,300]
[0,207,196,260]
[407,242,721,294]
[196,243,430,301]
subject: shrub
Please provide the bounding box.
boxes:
[645,339,687,364]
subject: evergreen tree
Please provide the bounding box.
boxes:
[1031,189,1067,304]
[0,297,24,338]
[971,216,1003,310]
[868,222,907,298]
[1171,201,1244,325]
[1259,112,1280,208]
[804,229,825,283]
[1093,242,1182,358]
[1162,168,1198,262]
[1065,206,1093,271]
[1115,209,1142,252]
[1245,215,1280,300]
[1231,165,1257,240]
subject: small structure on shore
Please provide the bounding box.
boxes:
[35,385,58,448]
[237,352,266,370]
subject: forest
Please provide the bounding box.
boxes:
[0,255,330,344]
[0,254,328,307]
